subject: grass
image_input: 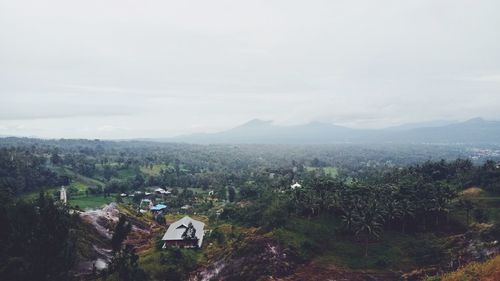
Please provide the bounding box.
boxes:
[272,216,419,271]
[68,195,113,209]
[305,166,338,178]
[459,186,486,197]
[114,167,138,179]
[69,181,88,193]
[441,254,500,281]
[456,187,500,224]
[140,164,170,177]
[61,167,104,187]
[317,232,416,271]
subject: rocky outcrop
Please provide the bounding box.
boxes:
[191,236,300,281]
[74,203,162,278]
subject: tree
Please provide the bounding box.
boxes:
[111,215,132,252]
[473,208,489,223]
[228,186,236,202]
[351,201,384,257]
[0,193,77,281]
[107,216,148,280]
[108,245,148,281]
[340,185,385,257]
[182,222,197,240]
[50,150,62,165]
[458,199,475,226]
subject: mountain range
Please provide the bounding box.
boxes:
[169,117,500,144]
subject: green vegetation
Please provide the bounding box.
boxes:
[139,248,201,281]
[68,195,113,209]
[2,138,500,280]
[272,216,428,271]
[140,164,170,177]
[305,166,338,178]
[0,192,78,281]
[442,254,500,281]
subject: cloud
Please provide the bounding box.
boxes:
[0,0,499,138]
[0,103,136,121]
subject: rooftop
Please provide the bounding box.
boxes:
[161,216,205,248]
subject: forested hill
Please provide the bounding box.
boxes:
[0,137,498,197]
[169,117,500,144]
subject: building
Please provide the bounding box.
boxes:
[139,199,153,210]
[290,182,302,189]
[154,188,172,195]
[162,216,205,248]
[150,204,168,214]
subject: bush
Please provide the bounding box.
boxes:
[442,255,500,281]
[473,208,489,223]
[406,235,444,266]
[210,227,226,245]
[156,248,199,281]
[375,256,391,268]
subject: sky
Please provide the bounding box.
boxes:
[0,0,499,139]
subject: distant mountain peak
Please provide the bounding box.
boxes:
[238,119,273,128]
[169,117,500,144]
[464,117,486,124]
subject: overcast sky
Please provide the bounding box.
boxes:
[1,0,499,139]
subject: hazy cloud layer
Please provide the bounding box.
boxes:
[0,0,499,138]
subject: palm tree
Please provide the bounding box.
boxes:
[458,199,475,226]
[345,197,385,257]
[398,198,415,234]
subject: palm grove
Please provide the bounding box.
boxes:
[220,159,498,257]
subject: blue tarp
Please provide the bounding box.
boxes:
[150,204,167,211]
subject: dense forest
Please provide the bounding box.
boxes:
[1,138,500,280]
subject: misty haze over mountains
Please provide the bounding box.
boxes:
[169,117,500,145]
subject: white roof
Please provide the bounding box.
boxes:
[155,188,166,192]
[161,216,205,247]
[291,182,302,189]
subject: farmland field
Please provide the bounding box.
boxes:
[68,195,113,209]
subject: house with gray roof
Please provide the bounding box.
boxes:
[161,216,205,248]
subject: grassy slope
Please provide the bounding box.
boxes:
[272,216,418,272]
[68,195,114,209]
[459,187,500,224]
[441,254,500,281]
[140,164,170,177]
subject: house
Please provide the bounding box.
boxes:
[139,199,153,210]
[180,204,193,212]
[162,216,205,248]
[290,182,302,189]
[155,188,166,194]
[154,188,171,195]
[150,204,168,214]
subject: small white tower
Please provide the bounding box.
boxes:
[60,186,67,204]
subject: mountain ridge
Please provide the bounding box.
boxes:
[169,118,500,144]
